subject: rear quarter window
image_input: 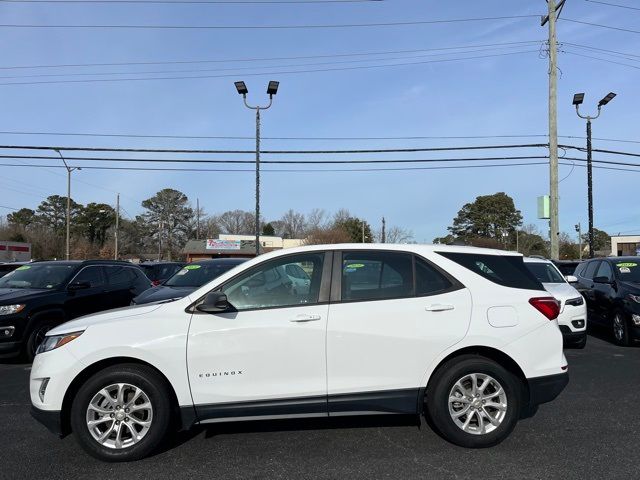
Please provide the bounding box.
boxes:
[437,252,543,290]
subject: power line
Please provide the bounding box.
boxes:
[0,204,19,211]
[563,50,640,70]
[0,50,540,86]
[561,145,640,158]
[0,15,538,30]
[584,0,640,12]
[0,40,542,71]
[0,45,544,81]
[562,18,640,35]
[0,161,552,172]
[564,42,640,60]
[0,154,551,164]
[0,129,637,145]
[0,142,549,154]
[0,0,383,3]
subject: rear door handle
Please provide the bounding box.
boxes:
[290,314,322,323]
[425,304,455,312]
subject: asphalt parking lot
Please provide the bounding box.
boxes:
[1,329,639,480]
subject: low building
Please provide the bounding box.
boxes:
[0,241,31,262]
[183,239,258,262]
[218,234,304,250]
[611,235,640,256]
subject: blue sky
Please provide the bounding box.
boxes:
[0,0,638,242]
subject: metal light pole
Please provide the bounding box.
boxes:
[234,80,279,257]
[573,92,616,258]
[114,193,120,260]
[575,223,582,260]
[55,150,81,260]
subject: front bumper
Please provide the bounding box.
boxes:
[558,326,587,345]
[528,372,569,407]
[31,405,64,436]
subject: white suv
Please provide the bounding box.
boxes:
[30,244,568,461]
[523,257,588,348]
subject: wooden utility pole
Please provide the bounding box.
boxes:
[114,193,119,259]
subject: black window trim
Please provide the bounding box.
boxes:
[188,250,333,314]
[330,249,465,305]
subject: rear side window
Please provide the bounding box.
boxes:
[437,252,542,290]
[107,266,136,285]
[342,251,413,301]
[415,258,452,295]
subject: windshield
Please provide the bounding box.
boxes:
[614,261,640,283]
[525,262,565,284]
[0,264,76,289]
[165,263,237,287]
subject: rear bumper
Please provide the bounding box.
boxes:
[528,372,569,407]
[31,405,64,437]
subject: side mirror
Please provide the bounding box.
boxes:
[565,275,578,284]
[196,292,231,313]
[67,281,91,291]
[593,276,611,284]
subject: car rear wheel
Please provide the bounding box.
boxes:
[425,355,521,448]
[71,364,172,462]
[613,312,630,346]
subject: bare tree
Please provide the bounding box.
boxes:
[215,210,255,235]
[304,227,351,245]
[380,226,414,244]
[279,209,306,239]
[333,208,351,225]
[306,208,328,233]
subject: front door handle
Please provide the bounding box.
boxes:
[290,314,322,323]
[425,304,455,312]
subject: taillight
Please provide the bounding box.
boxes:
[152,280,161,287]
[529,297,561,320]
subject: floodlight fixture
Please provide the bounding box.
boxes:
[234,81,248,96]
[598,92,616,107]
[266,81,279,96]
[572,93,584,106]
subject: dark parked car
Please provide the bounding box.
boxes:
[0,261,30,278]
[0,260,151,360]
[574,256,640,346]
[138,261,185,286]
[132,258,246,305]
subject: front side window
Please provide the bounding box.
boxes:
[525,262,566,284]
[595,261,613,281]
[73,266,105,288]
[341,251,413,301]
[221,253,325,310]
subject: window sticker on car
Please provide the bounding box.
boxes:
[184,265,201,270]
[345,263,365,269]
[619,267,631,274]
[16,265,30,271]
[616,262,637,268]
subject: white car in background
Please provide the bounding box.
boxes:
[524,257,587,348]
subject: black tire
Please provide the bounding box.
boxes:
[70,363,172,462]
[612,311,631,347]
[425,355,522,448]
[572,335,587,349]
[23,317,58,362]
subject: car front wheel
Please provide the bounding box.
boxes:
[613,312,630,346]
[70,364,172,462]
[425,355,521,448]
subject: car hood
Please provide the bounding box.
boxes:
[0,287,55,303]
[542,282,581,302]
[133,285,195,305]
[48,303,164,335]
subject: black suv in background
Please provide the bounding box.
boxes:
[574,256,640,346]
[0,260,151,360]
[138,261,185,286]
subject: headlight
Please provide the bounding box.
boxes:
[566,296,584,307]
[36,331,83,355]
[0,304,26,316]
[628,294,640,304]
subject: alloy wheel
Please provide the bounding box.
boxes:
[448,373,507,435]
[86,383,153,449]
[613,314,625,342]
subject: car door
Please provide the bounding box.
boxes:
[102,265,135,309]
[593,261,615,321]
[579,261,601,323]
[326,251,471,415]
[187,251,331,421]
[64,265,108,319]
